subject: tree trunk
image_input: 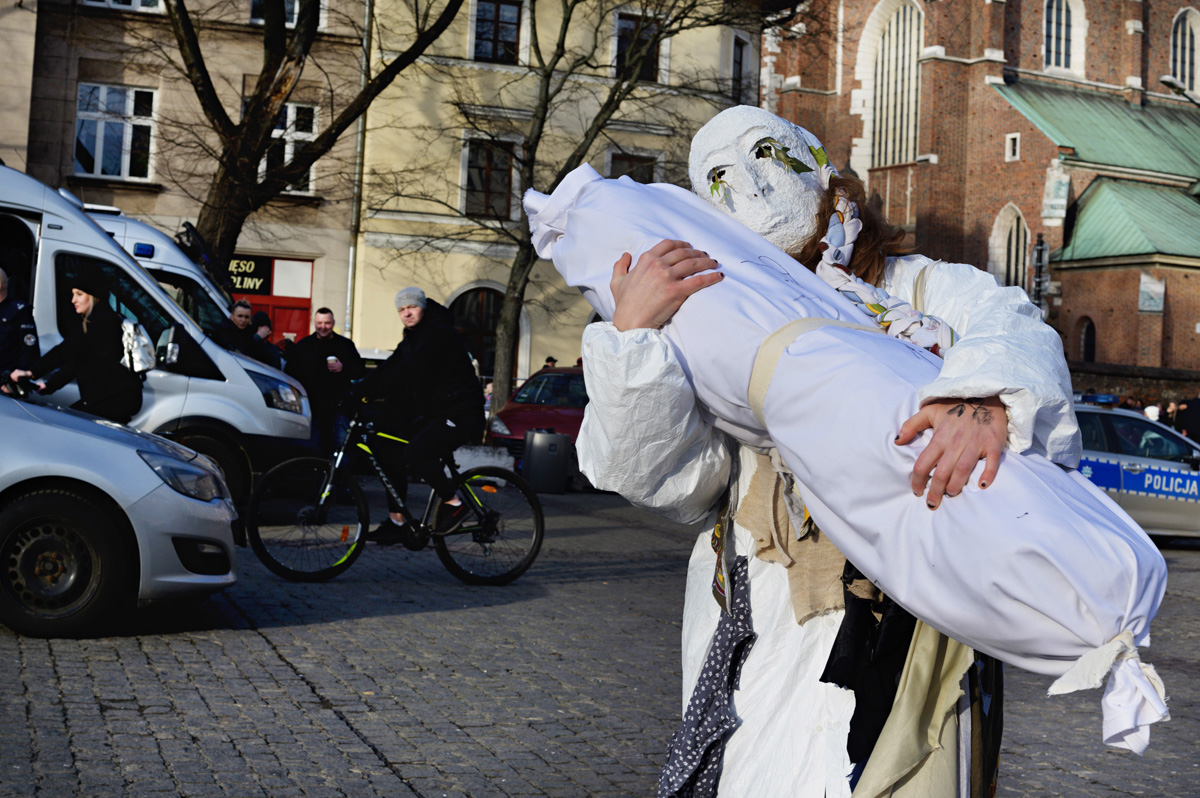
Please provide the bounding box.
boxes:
[491,239,540,409]
[193,162,258,270]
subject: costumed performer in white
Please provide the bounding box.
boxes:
[579,106,1062,798]
[522,106,1169,797]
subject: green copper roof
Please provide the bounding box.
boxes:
[994,81,1200,179]
[1057,178,1200,261]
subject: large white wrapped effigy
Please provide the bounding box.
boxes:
[524,164,1169,753]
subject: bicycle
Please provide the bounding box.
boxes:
[245,406,544,585]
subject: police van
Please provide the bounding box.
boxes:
[86,207,233,335]
[0,165,311,507]
[1076,399,1200,538]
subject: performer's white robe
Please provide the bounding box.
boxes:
[524,164,1169,753]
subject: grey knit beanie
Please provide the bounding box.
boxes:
[394,286,427,310]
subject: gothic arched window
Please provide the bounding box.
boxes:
[871,3,922,167]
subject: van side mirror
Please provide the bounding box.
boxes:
[1189,454,1200,472]
[157,326,180,366]
[157,323,224,381]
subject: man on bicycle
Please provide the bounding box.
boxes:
[360,287,485,546]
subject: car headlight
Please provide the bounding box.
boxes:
[490,416,511,435]
[139,451,230,502]
[249,371,303,414]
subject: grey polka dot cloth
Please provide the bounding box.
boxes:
[657,556,757,798]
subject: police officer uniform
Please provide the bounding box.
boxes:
[0,294,38,382]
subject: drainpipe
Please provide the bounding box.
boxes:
[345,0,375,335]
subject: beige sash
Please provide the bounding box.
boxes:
[748,318,883,427]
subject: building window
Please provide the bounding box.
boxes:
[450,287,507,378]
[1004,211,1029,290]
[615,13,661,83]
[1172,10,1199,92]
[610,152,657,183]
[74,83,155,181]
[251,0,295,23]
[465,140,515,218]
[731,36,748,103]
[1005,132,1020,162]
[1045,0,1072,69]
[264,103,316,193]
[474,0,521,64]
[988,204,1030,289]
[871,3,921,167]
[250,0,323,26]
[1078,317,1096,362]
[81,0,161,11]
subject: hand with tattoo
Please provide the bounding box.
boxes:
[894,395,1007,510]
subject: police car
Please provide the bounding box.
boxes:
[1076,398,1200,538]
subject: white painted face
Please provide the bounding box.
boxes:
[688,106,829,254]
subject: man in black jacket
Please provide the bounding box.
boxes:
[360,287,484,547]
[285,307,366,455]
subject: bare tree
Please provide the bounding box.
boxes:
[151,0,465,267]
[370,0,811,404]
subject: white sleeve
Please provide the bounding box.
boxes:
[885,256,1082,467]
[578,322,732,525]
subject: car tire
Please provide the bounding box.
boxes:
[176,433,250,506]
[0,489,133,638]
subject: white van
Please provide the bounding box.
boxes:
[0,165,311,507]
[87,207,234,329]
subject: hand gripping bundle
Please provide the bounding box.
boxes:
[524,165,1169,753]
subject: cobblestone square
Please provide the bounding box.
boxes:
[1,491,1197,797]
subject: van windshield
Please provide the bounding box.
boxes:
[55,252,174,345]
[149,269,228,339]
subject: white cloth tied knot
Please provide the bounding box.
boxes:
[1047,629,1169,754]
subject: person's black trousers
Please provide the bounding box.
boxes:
[374,412,484,510]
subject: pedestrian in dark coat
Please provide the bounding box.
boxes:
[285,307,365,455]
[9,271,142,423]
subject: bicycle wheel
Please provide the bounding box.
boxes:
[434,467,544,586]
[247,457,367,582]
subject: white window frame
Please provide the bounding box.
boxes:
[610,6,672,84]
[1043,0,1087,77]
[260,102,317,195]
[1171,9,1199,92]
[466,0,531,67]
[459,131,524,222]
[729,29,755,104]
[80,0,164,13]
[604,145,664,183]
[74,83,157,182]
[249,0,326,29]
[1005,132,1021,162]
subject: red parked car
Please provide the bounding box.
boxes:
[488,367,588,464]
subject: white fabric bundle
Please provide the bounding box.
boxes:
[524,165,1169,752]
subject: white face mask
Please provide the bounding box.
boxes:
[688,106,829,254]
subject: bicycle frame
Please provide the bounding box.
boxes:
[319,409,453,531]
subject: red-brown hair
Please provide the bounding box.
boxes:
[790,174,909,288]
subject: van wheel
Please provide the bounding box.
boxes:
[177,433,250,506]
[0,490,132,638]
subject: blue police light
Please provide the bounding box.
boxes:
[1080,393,1120,406]
[133,242,155,258]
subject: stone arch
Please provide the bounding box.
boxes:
[986,203,1030,290]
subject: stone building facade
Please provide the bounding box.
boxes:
[763,0,1200,400]
[19,0,366,345]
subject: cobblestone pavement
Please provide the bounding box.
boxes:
[0,489,1197,797]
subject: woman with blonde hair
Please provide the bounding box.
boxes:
[10,271,142,423]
